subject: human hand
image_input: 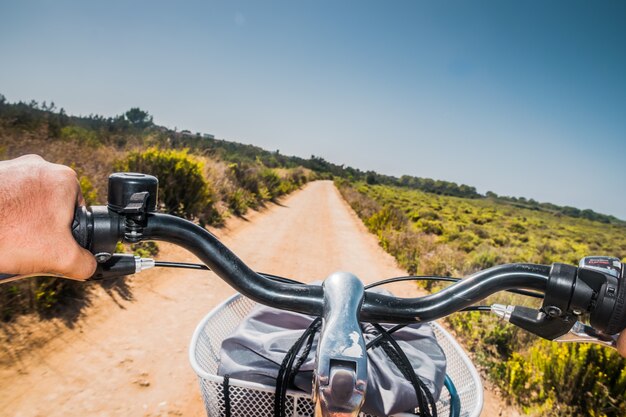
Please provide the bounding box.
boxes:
[0,155,96,280]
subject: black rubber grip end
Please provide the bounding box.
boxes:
[71,206,92,250]
[606,277,626,335]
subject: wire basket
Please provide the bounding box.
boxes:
[190,294,483,417]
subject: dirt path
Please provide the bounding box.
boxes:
[0,180,513,417]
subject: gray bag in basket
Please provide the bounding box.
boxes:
[217,287,446,416]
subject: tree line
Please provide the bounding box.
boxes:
[0,94,620,224]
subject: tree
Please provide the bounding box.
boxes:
[124,107,153,128]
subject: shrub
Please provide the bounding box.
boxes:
[502,341,626,417]
[60,126,101,147]
[367,205,408,233]
[468,246,501,271]
[509,222,527,234]
[130,241,159,257]
[416,209,441,221]
[79,175,98,205]
[116,148,220,226]
[227,188,251,216]
[228,162,262,200]
[260,168,282,199]
[33,277,88,314]
[416,219,444,235]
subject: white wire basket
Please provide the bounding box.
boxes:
[190,293,483,417]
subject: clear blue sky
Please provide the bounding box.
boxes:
[1,1,625,218]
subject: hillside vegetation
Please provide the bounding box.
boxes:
[338,180,626,417]
[0,97,313,322]
[1,94,619,223]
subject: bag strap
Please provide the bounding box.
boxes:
[369,323,437,417]
[274,317,322,417]
[223,374,232,417]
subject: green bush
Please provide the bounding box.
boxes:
[79,175,98,205]
[116,148,220,226]
[260,168,282,199]
[502,342,626,417]
[468,246,501,270]
[367,205,408,233]
[33,277,88,314]
[228,162,262,201]
[60,126,101,147]
[226,163,309,210]
[227,188,252,216]
[416,219,444,235]
[130,241,159,258]
[509,222,527,234]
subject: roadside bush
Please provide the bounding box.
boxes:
[367,205,408,233]
[60,126,101,147]
[228,162,262,202]
[17,276,89,317]
[226,188,252,216]
[130,241,159,258]
[503,341,626,417]
[287,167,309,186]
[223,162,309,214]
[260,168,282,199]
[116,148,220,226]
[335,179,381,219]
[509,222,527,234]
[468,245,501,271]
[71,165,99,205]
[416,219,444,235]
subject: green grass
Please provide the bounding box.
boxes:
[338,180,626,417]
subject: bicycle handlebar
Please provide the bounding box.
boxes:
[146,212,551,323]
[72,205,552,322]
[0,171,621,345]
[63,172,626,340]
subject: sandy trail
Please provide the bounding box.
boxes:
[0,180,511,416]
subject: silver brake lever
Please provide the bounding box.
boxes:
[493,304,619,349]
[491,304,619,349]
[554,321,618,349]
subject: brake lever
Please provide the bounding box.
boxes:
[553,321,618,349]
[492,304,619,349]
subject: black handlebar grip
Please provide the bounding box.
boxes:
[71,206,93,250]
[605,278,626,335]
